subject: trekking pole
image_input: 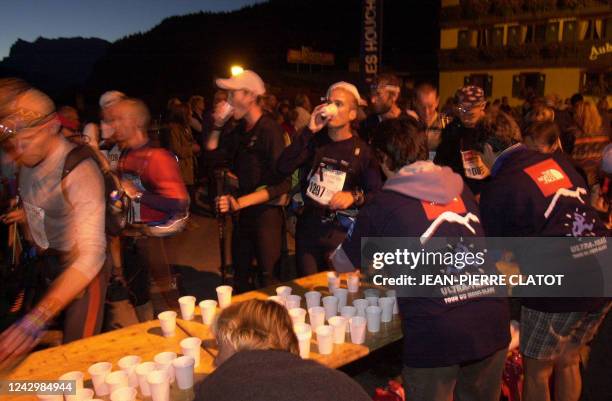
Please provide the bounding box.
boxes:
[214,168,228,283]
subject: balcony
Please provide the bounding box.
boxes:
[439,40,610,70]
[441,0,610,28]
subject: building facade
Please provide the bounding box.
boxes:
[439,0,611,106]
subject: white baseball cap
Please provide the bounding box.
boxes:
[326,81,367,107]
[99,90,126,109]
[215,70,266,96]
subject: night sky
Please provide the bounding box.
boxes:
[0,0,263,60]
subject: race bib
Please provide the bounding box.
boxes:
[461,150,490,180]
[23,201,49,249]
[306,165,347,206]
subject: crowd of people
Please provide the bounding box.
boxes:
[0,70,610,401]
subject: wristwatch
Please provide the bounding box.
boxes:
[351,189,365,206]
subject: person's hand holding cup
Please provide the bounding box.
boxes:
[308,102,337,133]
[213,101,234,128]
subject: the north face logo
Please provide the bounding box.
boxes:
[524,159,572,197]
[537,168,565,184]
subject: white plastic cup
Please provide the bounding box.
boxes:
[378,297,395,323]
[87,362,112,396]
[363,288,380,298]
[216,285,233,309]
[135,361,156,397]
[293,323,312,359]
[153,351,177,384]
[275,285,292,299]
[386,289,399,314]
[110,387,136,401]
[267,295,285,306]
[349,316,367,344]
[285,294,301,309]
[340,306,357,333]
[76,388,95,401]
[180,337,202,368]
[304,291,321,309]
[59,371,84,401]
[366,305,382,333]
[104,371,128,394]
[308,306,325,331]
[288,307,307,325]
[366,296,379,307]
[332,288,348,309]
[328,316,347,344]
[315,325,334,355]
[322,296,339,321]
[157,311,177,338]
[117,355,141,388]
[327,272,340,292]
[146,370,169,401]
[347,273,360,293]
[178,296,196,320]
[172,356,195,390]
[353,299,369,317]
[199,299,217,325]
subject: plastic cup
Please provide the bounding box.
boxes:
[293,323,312,359]
[349,316,367,344]
[353,299,369,317]
[366,296,379,307]
[308,306,325,331]
[328,316,347,344]
[87,362,112,396]
[157,311,177,338]
[180,337,202,368]
[304,291,321,309]
[154,351,177,383]
[332,288,348,310]
[267,295,285,306]
[340,306,357,333]
[285,294,301,310]
[178,296,196,320]
[322,296,339,321]
[216,285,233,309]
[315,325,334,355]
[135,361,156,397]
[199,299,217,325]
[76,388,95,401]
[146,370,169,401]
[366,305,382,333]
[288,307,307,325]
[386,289,399,314]
[104,371,128,394]
[110,387,136,401]
[378,297,395,323]
[327,272,340,292]
[275,285,292,299]
[117,355,141,388]
[59,371,84,401]
[347,273,360,293]
[172,356,195,390]
[363,288,380,298]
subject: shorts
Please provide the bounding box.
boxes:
[520,302,612,360]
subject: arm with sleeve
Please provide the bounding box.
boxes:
[277,127,316,177]
[140,150,189,213]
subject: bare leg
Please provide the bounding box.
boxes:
[553,343,582,401]
[522,356,554,401]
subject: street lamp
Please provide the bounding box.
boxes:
[231,65,244,76]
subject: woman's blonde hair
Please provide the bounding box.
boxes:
[213,299,299,355]
[574,101,602,135]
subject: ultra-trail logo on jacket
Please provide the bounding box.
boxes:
[523,158,595,237]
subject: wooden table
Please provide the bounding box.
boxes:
[1,272,402,401]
